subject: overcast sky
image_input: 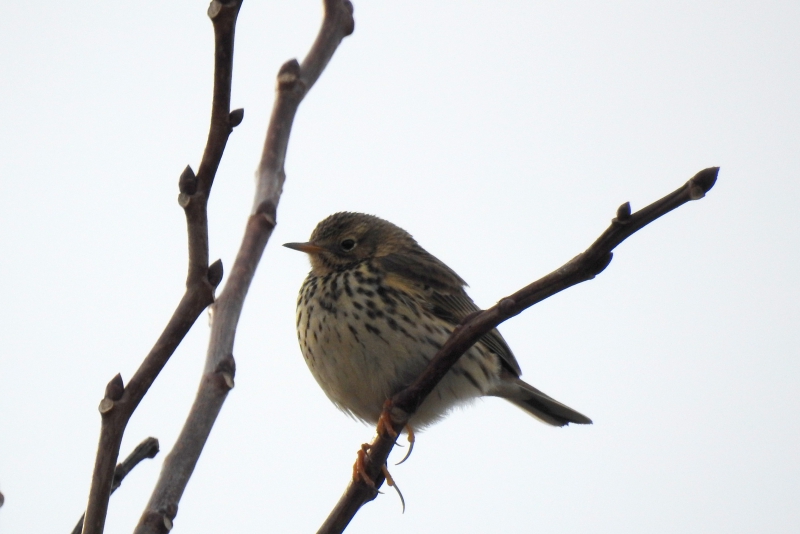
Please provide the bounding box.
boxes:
[1,1,798,533]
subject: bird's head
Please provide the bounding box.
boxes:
[284,212,418,275]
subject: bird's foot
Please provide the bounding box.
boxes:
[352,443,407,510]
[353,443,376,488]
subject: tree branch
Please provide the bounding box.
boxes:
[133,2,354,533]
[80,1,241,532]
[72,438,160,534]
[317,167,720,534]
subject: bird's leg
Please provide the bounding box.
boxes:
[395,425,416,465]
[376,408,398,440]
[353,443,376,489]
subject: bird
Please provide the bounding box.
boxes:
[284,212,591,432]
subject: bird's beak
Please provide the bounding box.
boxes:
[283,242,327,255]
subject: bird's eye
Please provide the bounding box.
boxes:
[340,238,356,251]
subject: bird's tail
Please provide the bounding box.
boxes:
[491,374,592,427]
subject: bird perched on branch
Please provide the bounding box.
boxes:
[284,212,591,432]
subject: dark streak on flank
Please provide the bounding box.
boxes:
[476,358,491,380]
[425,336,443,349]
[348,324,365,347]
[462,370,482,391]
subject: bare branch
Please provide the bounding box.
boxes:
[253,0,355,212]
[72,439,160,534]
[133,2,354,533]
[317,167,720,534]
[80,1,242,532]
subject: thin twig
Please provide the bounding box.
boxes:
[80,1,242,532]
[317,167,719,534]
[133,2,354,533]
[72,438,160,534]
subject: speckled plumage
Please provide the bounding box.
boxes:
[286,212,591,429]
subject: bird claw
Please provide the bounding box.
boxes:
[395,425,415,465]
[382,464,406,513]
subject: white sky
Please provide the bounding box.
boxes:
[1,1,798,533]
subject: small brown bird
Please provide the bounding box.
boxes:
[284,212,591,430]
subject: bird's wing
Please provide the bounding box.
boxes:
[377,252,523,376]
